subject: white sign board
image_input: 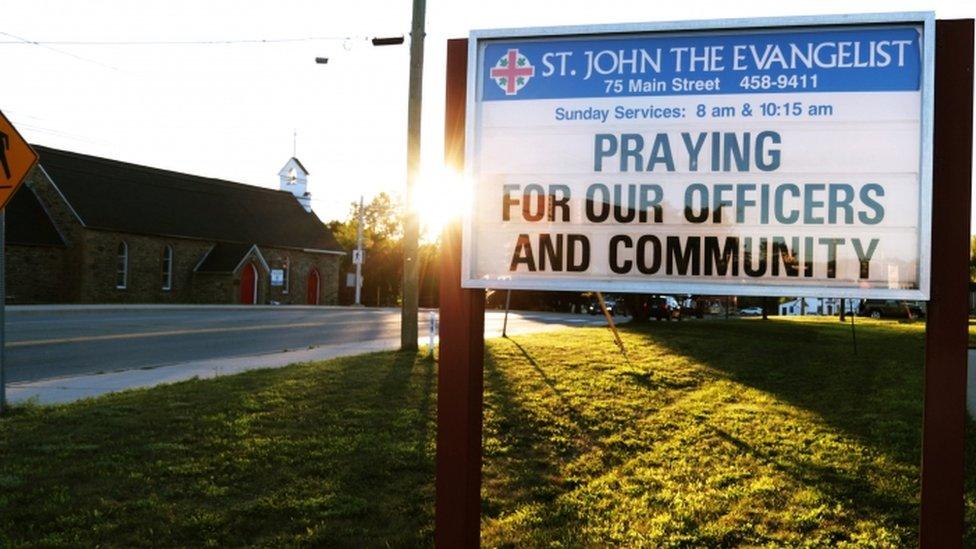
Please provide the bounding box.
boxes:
[464,13,933,299]
[352,249,364,265]
[270,269,285,287]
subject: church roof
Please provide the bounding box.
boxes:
[195,242,268,274]
[289,157,309,175]
[278,157,309,177]
[7,184,66,247]
[32,146,342,253]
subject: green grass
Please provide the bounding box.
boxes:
[482,317,930,546]
[0,351,437,547]
[0,316,970,546]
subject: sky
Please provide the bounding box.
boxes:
[1,0,974,227]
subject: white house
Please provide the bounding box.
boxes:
[779,298,861,316]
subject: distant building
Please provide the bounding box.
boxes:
[778,297,860,316]
[7,146,344,304]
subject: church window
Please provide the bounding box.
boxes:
[161,245,173,290]
[116,241,128,289]
[283,259,290,294]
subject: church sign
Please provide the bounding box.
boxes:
[463,13,934,299]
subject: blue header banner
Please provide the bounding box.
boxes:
[481,26,921,101]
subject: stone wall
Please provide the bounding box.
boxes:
[190,272,235,304]
[261,248,342,305]
[79,230,214,304]
[318,253,341,305]
[78,230,342,305]
[23,167,83,246]
[6,244,66,303]
[17,167,86,301]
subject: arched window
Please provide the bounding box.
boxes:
[161,245,173,290]
[282,258,290,294]
[116,241,128,289]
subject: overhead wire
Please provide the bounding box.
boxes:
[0,34,379,46]
[0,30,123,71]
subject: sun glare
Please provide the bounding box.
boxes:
[413,166,470,243]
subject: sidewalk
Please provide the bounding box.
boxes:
[5,309,613,406]
[7,338,405,406]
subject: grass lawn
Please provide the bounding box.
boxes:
[0,317,971,546]
[0,351,437,547]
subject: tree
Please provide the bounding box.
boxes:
[970,235,976,281]
[326,192,445,308]
[327,193,404,306]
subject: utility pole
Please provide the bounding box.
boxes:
[401,0,425,350]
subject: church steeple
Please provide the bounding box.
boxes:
[278,157,311,212]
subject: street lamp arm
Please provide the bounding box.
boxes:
[372,36,405,46]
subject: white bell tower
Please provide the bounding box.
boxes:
[278,157,312,212]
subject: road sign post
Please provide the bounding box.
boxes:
[0,210,5,413]
[0,111,38,414]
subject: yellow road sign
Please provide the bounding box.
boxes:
[0,111,38,210]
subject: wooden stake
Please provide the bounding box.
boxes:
[596,291,626,357]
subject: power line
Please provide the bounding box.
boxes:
[0,30,122,71]
[0,34,381,46]
[15,123,106,145]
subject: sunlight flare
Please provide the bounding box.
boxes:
[412,165,471,242]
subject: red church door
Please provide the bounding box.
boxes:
[240,262,257,304]
[307,268,320,305]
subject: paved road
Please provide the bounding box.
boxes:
[6,306,618,383]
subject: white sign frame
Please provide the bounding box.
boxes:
[462,12,934,300]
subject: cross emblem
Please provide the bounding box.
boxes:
[490,49,535,96]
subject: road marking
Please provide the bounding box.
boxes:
[9,313,608,348]
[8,319,399,348]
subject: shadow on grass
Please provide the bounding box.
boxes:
[708,423,916,530]
[507,338,584,421]
[0,350,437,547]
[481,344,588,540]
[627,319,925,467]
[608,319,925,540]
[309,350,436,544]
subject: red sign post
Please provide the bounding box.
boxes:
[919,19,973,547]
[437,38,486,548]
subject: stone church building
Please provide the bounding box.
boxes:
[7,145,344,304]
